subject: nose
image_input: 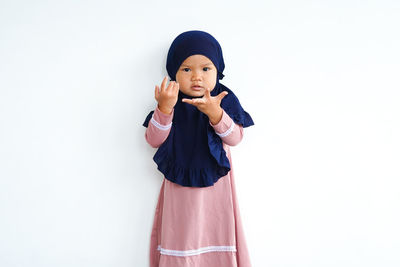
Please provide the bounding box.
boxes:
[191,70,202,81]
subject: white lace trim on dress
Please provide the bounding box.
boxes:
[157,245,237,256]
[215,119,235,137]
[150,116,172,130]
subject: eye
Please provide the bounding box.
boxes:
[203,67,210,71]
[182,68,190,72]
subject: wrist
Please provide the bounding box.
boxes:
[157,104,173,115]
[209,107,223,125]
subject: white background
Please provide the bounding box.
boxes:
[1,0,399,266]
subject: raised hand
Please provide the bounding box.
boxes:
[155,76,179,114]
[182,88,228,125]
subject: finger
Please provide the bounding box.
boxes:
[154,85,159,99]
[172,82,179,96]
[182,98,194,105]
[166,80,175,92]
[193,98,205,105]
[217,91,229,101]
[160,76,168,91]
[184,99,202,107]
[204,87,211,99]
[170,81,177,93]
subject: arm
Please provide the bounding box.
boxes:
[145,106,174,148]
[209,109,244,146]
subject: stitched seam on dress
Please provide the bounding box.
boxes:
[157,245,237,256]
[150,116,172,130]
[215,119,235,138]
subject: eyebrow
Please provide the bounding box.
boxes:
[181,63,213,67]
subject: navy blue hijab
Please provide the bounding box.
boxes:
[143,30,254,187]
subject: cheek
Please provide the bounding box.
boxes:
[208,71,218,83]
[175,73,183,84]
[176,72,186,81]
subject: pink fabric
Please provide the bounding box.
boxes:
[146,107,251,267]
[209,109,244,146]
[145,107,174,148]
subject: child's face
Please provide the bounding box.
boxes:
[175,54,218,97]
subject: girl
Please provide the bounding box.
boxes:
[143,30,254,267]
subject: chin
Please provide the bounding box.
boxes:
[191,91,205,97]
[182,90,204,97]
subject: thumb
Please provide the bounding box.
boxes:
[216,91,228,101]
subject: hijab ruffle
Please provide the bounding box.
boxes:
[143,82,253,187]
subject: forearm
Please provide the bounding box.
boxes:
[209,109,244,146]
[145,106,174,148]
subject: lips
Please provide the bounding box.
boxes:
[191,85,203,91]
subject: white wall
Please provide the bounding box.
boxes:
[1,0,399,266]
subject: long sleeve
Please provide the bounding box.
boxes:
[145,107,174,148]
[209,109,244,146]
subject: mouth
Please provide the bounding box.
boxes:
[191,86,203,91]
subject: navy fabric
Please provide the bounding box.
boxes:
[166,30,226,81]
[143,30,254,187]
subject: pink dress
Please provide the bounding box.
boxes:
[145,106,252,267]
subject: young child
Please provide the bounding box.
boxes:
[143,30,254,267]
